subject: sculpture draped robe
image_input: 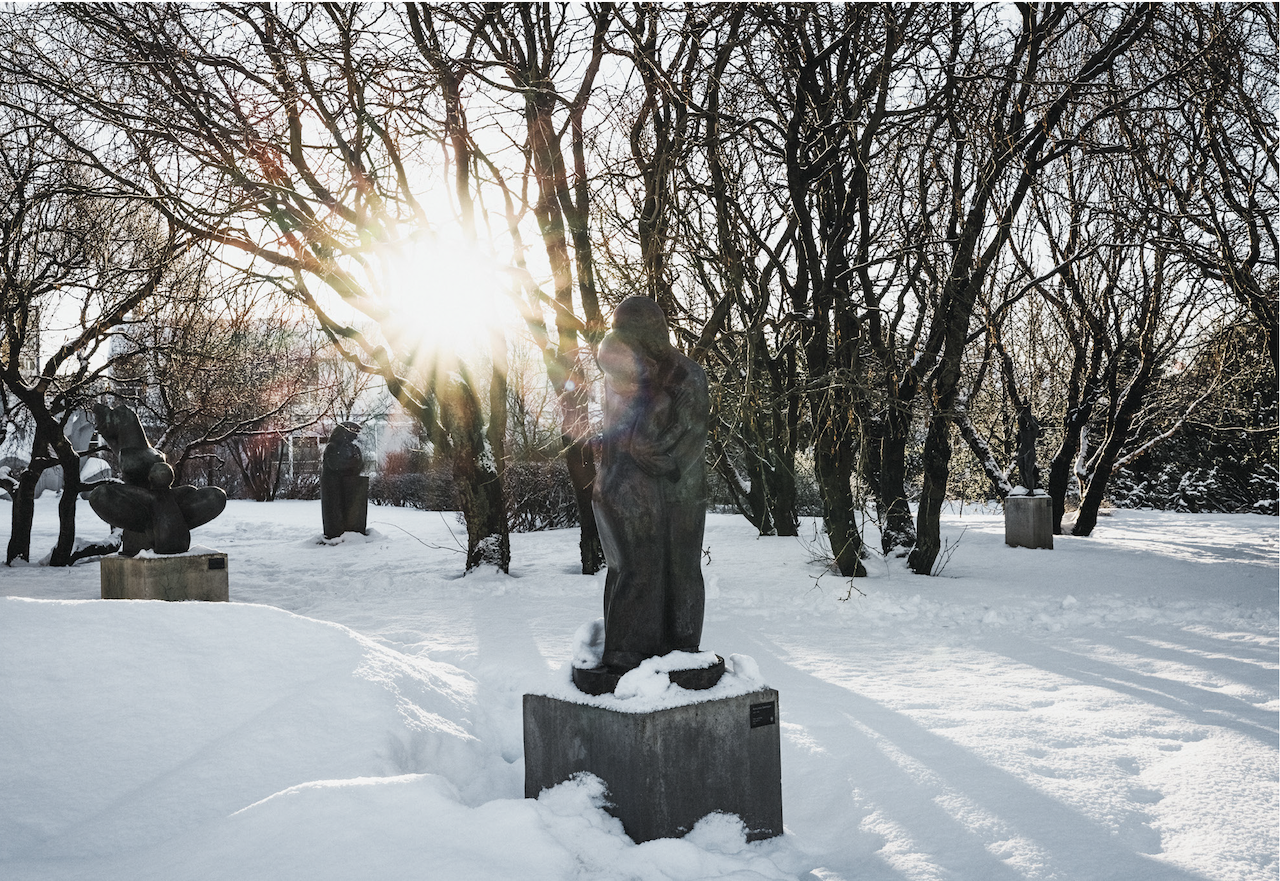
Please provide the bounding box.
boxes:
[592,298,711,672]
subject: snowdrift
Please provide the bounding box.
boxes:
[1,499,1276,881]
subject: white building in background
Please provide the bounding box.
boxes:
[278,350,423,484]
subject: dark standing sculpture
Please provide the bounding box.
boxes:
[88,403,227,555]
[321,421,367,539]
[1015,407,1042,492]
[574,297,720,695]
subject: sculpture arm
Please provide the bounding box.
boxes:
[88,483,154,533]
[630,381,701,483]
[630,429,681,481]
[172,485,228,530]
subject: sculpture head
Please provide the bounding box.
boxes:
[148,461,175,491]
[329,421,361,446]
[610,297,673,362]
[597,332,646,402]
[92,401,165,487]
[92,402,151,455]
[1017,408,1041,440]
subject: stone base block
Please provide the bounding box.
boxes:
[100,553,229,602]
[1005,495,1054,549]
[524,689,783,843]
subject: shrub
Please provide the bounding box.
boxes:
[368,466,456,510]
[279,472,321,500]
[1109,461,1279,515]
[504,459,579,532]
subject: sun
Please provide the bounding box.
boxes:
[383,229,516,364]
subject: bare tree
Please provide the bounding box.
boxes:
[1120,4,1277,370]
[0,110,189,564]
[4,4,514,570]
[113,287,343,495]
[414,3,613,573]
[905,4,1154,574]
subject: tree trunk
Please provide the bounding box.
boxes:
[525,84,605,576]
[557,354,604,574]
[906,408,951,574]
[6,467,40,565]
[560,365,603,574]
[5,423,58,565]
[877,398,917,553]
[767,450,800,538]
[454,454,510,570]
[743,445,776,537]
[814,431,866,577]
[441,378,511,572]
[745,408,801,538]
[1071,467,1107,537]
[1045,447,1075,535]
[1073,373,1153,537]
[564,438,602,574]
[908,267,979,575]
[1045,402,1092,533]
[49,438,84,567]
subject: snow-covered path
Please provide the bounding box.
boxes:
[2,497,1276,880]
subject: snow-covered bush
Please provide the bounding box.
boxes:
[1109,461,1278,514]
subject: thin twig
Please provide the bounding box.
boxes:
[367,519,464,554]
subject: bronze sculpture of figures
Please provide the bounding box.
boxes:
[574,297,718,694]
[88,403,227,555]
[1015,407,1042,492]
[321,421,367,539]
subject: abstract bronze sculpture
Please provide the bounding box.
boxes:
[321,421,366,539]
[574,297,719,694]
[88,403,227,555]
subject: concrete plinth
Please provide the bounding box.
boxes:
[100,553,229,602]
[1005,495,1053,549]
[524,689,783,843]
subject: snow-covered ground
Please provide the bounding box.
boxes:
[2,496,1276,881]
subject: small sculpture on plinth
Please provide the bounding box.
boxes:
[1006,406,1053,549]
[321,421,368,539]
[573,296,721,695]
[88,402,227,556]
[1015,407,1043,492]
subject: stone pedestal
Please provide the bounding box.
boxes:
[1005,495,1053,549]
[100,553,229,602]
[524,689,783,843]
